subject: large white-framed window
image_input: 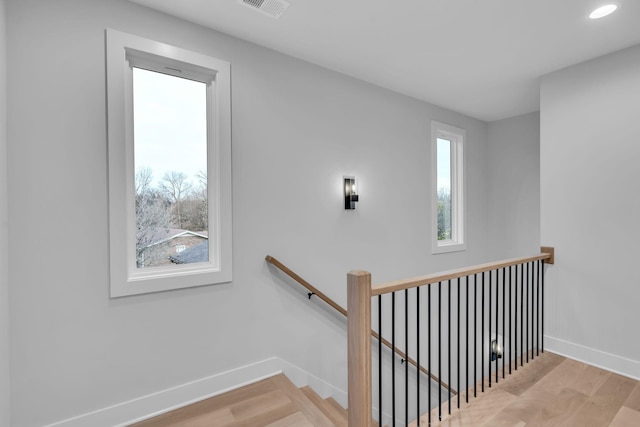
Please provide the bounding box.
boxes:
[106,29,232,297]
[431,121,465,254]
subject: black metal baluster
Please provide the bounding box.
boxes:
[488,270,492,388]
[466,276,469,403]
[457,277,461,409]
[520,263,524,367]
[541,260,545,353]
[529,261,536,360]
[508,266,512,375]
[481,272,485,393]
[532,261,536,360]
[532,261,536,359]
[537,260,540,357]
[416,287,420,427]
[529,263,532,362]
[428,285,431,425]
[502,268,505,379]
[392,292,396,426]
[515,264,518,371]
[448,280,452,414]
[532,262,536,358]
[495,269,499,384]
[439,281,442,421]
[405,289,409,426]
[474,274,477,398]
[524,263,531,363]
[378,295,382,426]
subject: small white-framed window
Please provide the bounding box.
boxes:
[106,29,232,297]
[431,121,465,254]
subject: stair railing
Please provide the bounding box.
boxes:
[348,247,554,427]
[265,255,456,395]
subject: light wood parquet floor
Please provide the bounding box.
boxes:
[416,351,640,426]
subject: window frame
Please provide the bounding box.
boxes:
[431,120,466,254]
[106,29,232,297]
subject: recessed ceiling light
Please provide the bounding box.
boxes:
[589,4,618,19]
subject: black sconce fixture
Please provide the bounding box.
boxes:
[491,339,503,361]
[344,176,359,210]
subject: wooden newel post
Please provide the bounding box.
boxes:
[347,270,372,427]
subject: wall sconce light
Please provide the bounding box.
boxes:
[491,339,503,361]
[344,176,359,210]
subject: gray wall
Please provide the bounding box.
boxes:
[541,45,640,378]
[0,0,10,425]
[487,112,541,259]
[6,0,492,425]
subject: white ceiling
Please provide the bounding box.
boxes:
[129,0,640,122]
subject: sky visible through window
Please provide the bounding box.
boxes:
[133,67,207,187]
[437,138,451,192]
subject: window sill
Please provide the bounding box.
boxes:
[432,242,467,255]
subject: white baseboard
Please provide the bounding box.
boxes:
[545,335,640,381]
[277,357,348,408]
[44,357,284,427]
[43,356,349,427]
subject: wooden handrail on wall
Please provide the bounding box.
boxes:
[266,255,347,316]
[265,255,457,395]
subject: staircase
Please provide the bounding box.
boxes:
[129,374,347,427]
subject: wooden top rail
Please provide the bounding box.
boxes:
[265,254,457,395]
[372,249,553,297]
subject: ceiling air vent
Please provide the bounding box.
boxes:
[239,0,290,19]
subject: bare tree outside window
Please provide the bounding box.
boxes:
[160,171,193,229]
[135,167,171,267]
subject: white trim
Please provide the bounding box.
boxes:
[545,335,640,381]
[277,357,348,408]
[41,357,348,427]
[431,121,466,254]
[106,29,232,297]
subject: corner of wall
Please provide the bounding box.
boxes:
[486,112,541,260]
